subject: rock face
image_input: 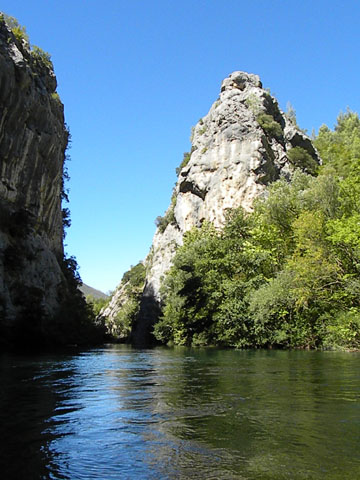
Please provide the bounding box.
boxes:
[107,71,320,345]
[100,262,146,340]
[0,17,70,346]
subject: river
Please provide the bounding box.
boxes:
[0,345,359,479]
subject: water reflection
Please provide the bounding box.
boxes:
[0,347,360,479]
[0,353,78,479]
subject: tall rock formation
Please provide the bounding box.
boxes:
[0,16,96,348]
[103,71,320,345]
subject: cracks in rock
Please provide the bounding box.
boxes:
[180,169,190,178]
[1,179,15,191]
[179,180,207,201]
[252,136,281,185]
[287,130,319,161]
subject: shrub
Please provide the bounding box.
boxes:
[322,309,360,350]
[112,298,139,339]
[31,45,53,69]
[257,113,283,140]
[176,151,191,176]
[51,92,62,104]
[287,146,318,175]
[122,262,146,289]
[62,208,71,237]
[245,94,262,115]
[155,207,175,233]
[155,193,177,233]
[3,15,29,43]
[86,295,109,316]
[106,263,146,340]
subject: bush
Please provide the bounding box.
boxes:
[176,152,191,176]
[86,295,109,316]
[155,194,177,233]
[2,14,29,43]
[112,298,139,339]
[122,262,145,289]
[155,207,175,233]
[257,113,283,140]
[31,45,53,69]
[322,309,360,350]
[51,92,62,105]
[287,146,318,175]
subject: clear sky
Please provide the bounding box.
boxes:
[2,0,359,293]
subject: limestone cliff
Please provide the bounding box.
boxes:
[0,16,94,347]
[100,262,145,341]
[104,71,320,345]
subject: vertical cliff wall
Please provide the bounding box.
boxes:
[0,16,83,347]
[131,71,319,345]
[102,71,320,345]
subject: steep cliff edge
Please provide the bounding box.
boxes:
[0,16,99,348]
[103,71,320,345]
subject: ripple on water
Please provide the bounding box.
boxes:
[1,347,360,479]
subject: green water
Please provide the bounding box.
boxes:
[0,346,359,479]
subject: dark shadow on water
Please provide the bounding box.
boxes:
[1,346,360,479]
[0,351,79,480]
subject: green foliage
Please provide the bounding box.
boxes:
[52,255,106,345]
[314,109,360,177]
[257,113,283,140]
[122,262,146,290]
[107,262,146,339]
[3,14,29,43]
[287,146,318,175]
[2,15,53,70]
[155,210,174,233]
[155,193,177,233]
[155,110,360,350]
[51,92,62,104]
[285,102,297,125]
[176,152,191,176]
[86,295,109,316]
[322,309,360,350]
[31,45,53,69]
[245,94,262,115]
[112,297,139,339]
[62,208,71,237]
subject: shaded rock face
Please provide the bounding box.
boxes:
[0,18,69,345]
[113,71,320,346]
[101,283,128,330]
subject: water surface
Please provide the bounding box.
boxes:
[1,346,359,479]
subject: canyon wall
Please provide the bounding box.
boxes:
[0,16,94,347]
[103,71,320,345]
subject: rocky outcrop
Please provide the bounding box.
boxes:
[100,262,145,341]
[106,71,320,345]
[0,17,81,347]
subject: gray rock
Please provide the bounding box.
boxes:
[104,71,321,345]
[0,17,71,346]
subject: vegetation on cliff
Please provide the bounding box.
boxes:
[0,14,53,69]
[101,262,146,340]
[154,110,360,350]
[0,14,105,349]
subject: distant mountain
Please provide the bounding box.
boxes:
[80,284,109,300]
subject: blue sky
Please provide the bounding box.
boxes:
[2,1,360,293]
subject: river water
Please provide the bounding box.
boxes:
[0,345,359,479]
